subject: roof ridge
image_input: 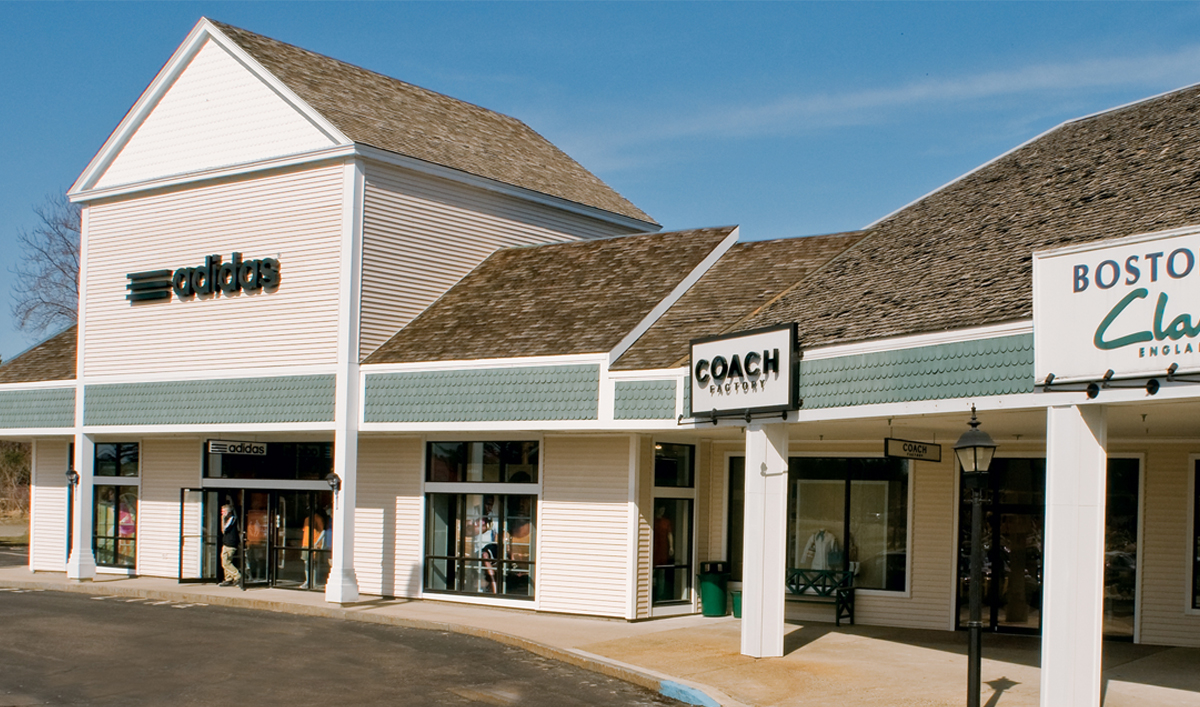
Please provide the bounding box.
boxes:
[863,81,1200,231]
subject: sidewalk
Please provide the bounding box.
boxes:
[2,565,1198,707]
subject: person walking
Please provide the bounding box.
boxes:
[219,501,242,587]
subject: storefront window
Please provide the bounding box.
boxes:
[204,441,332,480]
[786,457,909,592]
[424,493,536,598]
[1193,461,1200,611]
[427,442,538,483]
[652,498,693,603]
[654,443,694,488]
[95,442,138,477]
[94,485,138,568]
[93,442,139,569]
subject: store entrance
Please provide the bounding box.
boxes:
[956,458,1139,637]
[178,488,333,591]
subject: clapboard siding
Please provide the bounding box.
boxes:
[30,440,70,571]
[355,436,423,598]
[137,439,202,577]
[1136,445,1200,646]
[84,165,345,377]
[95,37,339,190]
[358,162,642,359]
[539,435,632,617]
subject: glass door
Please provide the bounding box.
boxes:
[178,488,220,583]
[242,491,272,588]
[271,490,333,592]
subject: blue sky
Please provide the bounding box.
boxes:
[3,2,1200,360]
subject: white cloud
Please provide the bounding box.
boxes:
[559,44,1200,166]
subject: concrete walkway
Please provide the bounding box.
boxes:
[1,566,1198,707]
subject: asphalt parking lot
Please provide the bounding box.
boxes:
[1,589,683,706]
[0,543,26,567]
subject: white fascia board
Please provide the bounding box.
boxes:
[70,18,351,198]
[69,146,356,204]
[355,145,660,234]
[81,422,336,436]
[802,320,1032,361]
[360,419,685,434]
[79,364,339,387]
[361,353,608,375]
[0,380,77,392]
[0,429,76,439]
[607,227,740,366]
[607,367,688,382]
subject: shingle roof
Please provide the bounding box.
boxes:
[210,20,655,225]
[611,232,863,370]
[740,83,1200,347]
[364,227,737,364]
[0,326,77,384]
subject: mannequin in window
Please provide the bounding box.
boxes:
[803,528,840,571]
[653,503,676,602]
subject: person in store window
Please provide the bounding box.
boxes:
[300,510,329,590]
[470,496,500,593]
[219,501,242,588]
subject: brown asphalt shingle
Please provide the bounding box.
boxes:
[211,20,655,225]
[740,83,1200,348]
[0,326,76,384]
[611,232,863,370]
[364,227,736,363]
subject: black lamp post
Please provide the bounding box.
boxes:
[954,405,996,707]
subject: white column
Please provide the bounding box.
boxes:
[741,422,789,658]
[326,158,365,604]
[1041,404,1107,707]
[66,433,96,580]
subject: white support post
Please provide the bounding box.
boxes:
[66,433,96,580]
[741,422,788,658]
[325,158,365,605]
[1041,404,1107,707]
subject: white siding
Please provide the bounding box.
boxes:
[1134,444,1200,646]
[95,38,339,190]
[539,435,633,617]
[84,165,345,377]
[358,162,643,359]
[635,435,653,618]
[137,439,201,577]
[30,440,70,572]
[355,437,423,598]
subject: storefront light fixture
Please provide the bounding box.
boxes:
[65,468,79,487]
[325,472,341,493]
[954,406,996,477]
[955,405,996,707]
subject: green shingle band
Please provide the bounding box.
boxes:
[365,364,600,422]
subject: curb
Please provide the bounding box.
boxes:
[0,576,736,707]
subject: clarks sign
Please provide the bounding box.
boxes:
[690,324,797,417]
[1034,227,1200,383]
[126,252,281,303]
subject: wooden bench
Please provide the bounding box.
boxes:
[785,568,855,626]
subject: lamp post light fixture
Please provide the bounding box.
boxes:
[954,405,997,707]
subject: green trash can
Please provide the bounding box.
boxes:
[732,590,742,618]
[697,561,729,617]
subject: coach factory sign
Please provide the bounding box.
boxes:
[1034,226,1200,383]
[690,324,798,417]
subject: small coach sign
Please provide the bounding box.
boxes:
[690,324,798,417]
[884,438,942,462]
